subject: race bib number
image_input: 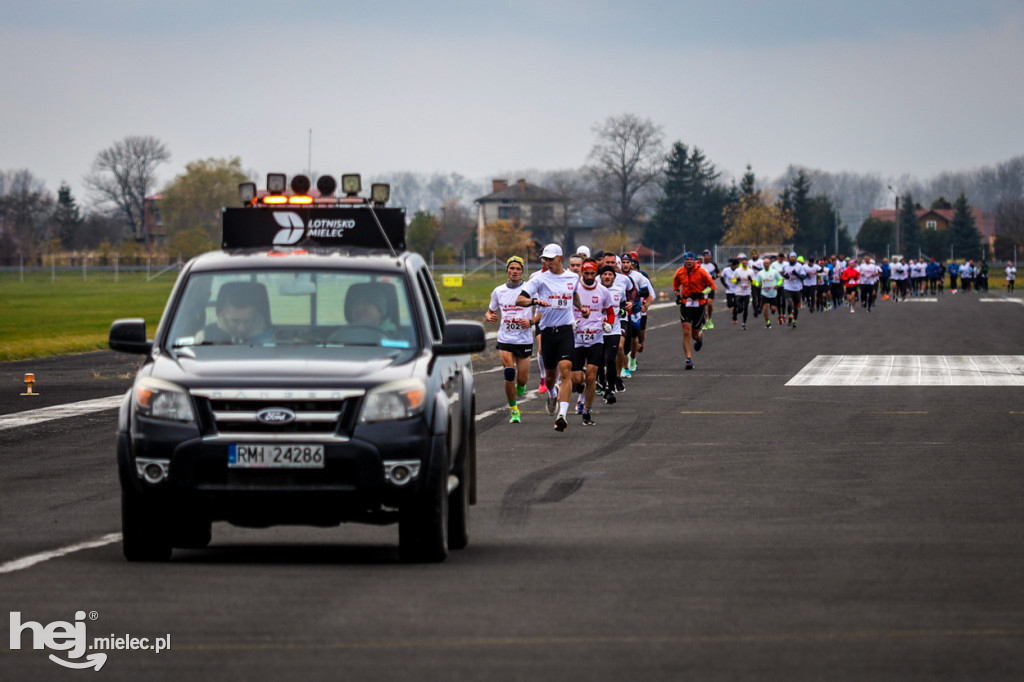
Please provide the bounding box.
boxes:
[503,320,522,333]
[577,331,597,344]
[685,299,701,308]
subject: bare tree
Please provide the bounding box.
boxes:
[84,135,170,240]
[0,169,54,264]
[585,113,665,233]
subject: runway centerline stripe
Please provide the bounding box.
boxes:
[0,394,124,431]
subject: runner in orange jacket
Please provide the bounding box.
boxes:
[672,252,716,370]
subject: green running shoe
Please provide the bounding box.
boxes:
[509,407,521,424]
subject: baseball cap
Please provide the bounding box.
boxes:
[789,251,798,258]
[540,244,562,259]
[737,253,747,259]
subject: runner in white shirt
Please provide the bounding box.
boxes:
[485,256,533,423]
[571,260,615,426]
[621,254,651,375]
[1006,261,1017,293]
[857,256,881,312]
[780,252,806,329]
[598,251,634,395]
[731,254,756,329]
[700,250,719,330]
[755,265,783,329]
[517,244,589,432]
[720,259,738,325]
[891,257,909,301]
[801,258,820,314]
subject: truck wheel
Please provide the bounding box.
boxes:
[448,408,473,550]
[121,489,173,562]
[398,442,449,563]
[172,516,212,549]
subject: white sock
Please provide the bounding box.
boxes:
[558,402,569,418]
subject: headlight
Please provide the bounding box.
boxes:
[134,377,195,422]
[359,378,426,424]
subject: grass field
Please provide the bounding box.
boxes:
[0,268,679,361]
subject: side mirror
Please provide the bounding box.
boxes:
[109,319,152,355]
[434,320,486,355]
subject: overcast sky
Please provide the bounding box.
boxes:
[2,0,1022,203]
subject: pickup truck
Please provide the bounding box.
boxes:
[109,174,485,562]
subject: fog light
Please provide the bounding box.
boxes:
[135,458,170,484]
[383,460,421,486]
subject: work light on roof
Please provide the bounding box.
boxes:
[266,173,287,194]
[371,183,391,206]
[238,182,257,205]
[342,174,362,197]
[290,174,311,195]
[316,175,337,198]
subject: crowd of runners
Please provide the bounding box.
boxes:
[485,243,1019,432]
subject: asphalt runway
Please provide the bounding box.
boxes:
[2,290,1024,680]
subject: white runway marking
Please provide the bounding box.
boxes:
[980,298,1024,306]
[787,355,1024,386]
[0,394,124,431]
[0,533,122,575]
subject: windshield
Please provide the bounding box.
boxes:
[165,269,419,357]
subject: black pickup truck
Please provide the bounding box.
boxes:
[109,175,485,562]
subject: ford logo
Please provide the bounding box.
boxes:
[256,407,296,425]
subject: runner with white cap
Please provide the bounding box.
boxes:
[517,244,590,432]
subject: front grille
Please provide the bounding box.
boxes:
[191,388,364,439]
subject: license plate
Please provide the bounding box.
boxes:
[228,444,325,469]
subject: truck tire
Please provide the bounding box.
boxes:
[121,489,173,562]
[448,403,474,550]
[398,438,449,563]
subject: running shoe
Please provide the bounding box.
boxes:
[629,357,638,372]
[765,321,772,329]
[582,411,595,426]
[604,391,617,405]
[685,358,694,370]
[621,368,632,379]
[554,416,568,432]
[706,319,715,330]
[694,336,703,352]
[509,407,521,424]
[576,398,585,415]
[849,307,855,314]
[538,381,548,394]
[546,395,557,416]
[742,323,746,330]
[615,377,626,393]
[516,384,526,398]
[792,320,797,330]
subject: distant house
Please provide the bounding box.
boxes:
[474,179,568,257]
[142,194,165,248]
[867,207,996,253]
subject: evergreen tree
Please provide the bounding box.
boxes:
[740,164,756,197]
[52,182,84,249]
[644,142,728,253]
[949,192,982,258]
